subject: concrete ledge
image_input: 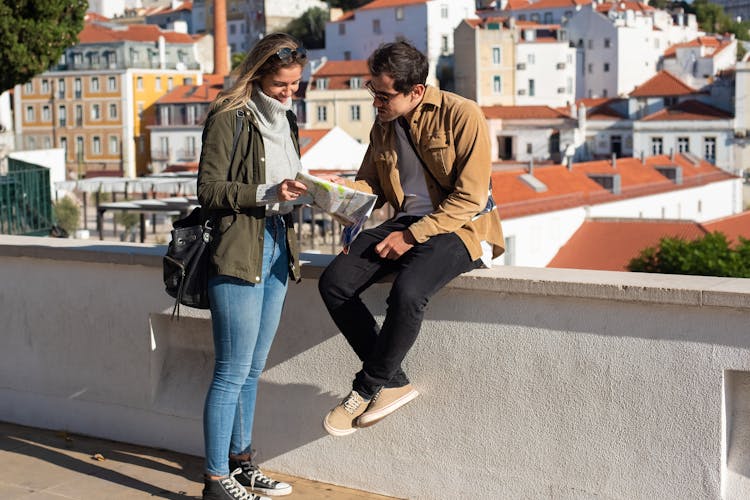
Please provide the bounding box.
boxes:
[2,235,748,310]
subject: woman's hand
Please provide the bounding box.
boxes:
[277,179,308,202]
[316,173,346,184]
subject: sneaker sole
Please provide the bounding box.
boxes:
[251,485,292,497]
[323,417,358,437]
[356,389,419,427]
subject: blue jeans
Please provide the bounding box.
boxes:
[203,216,288,477]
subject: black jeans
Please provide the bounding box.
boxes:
[318,217,480,399]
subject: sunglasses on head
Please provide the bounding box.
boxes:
[275,46,307,63]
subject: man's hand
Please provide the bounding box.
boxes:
[375,230,416,260]
[277,179,308,201]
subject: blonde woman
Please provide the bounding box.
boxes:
[197,33,309,500]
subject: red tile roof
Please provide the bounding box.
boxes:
[156,83,221,104]
[587,99,628,120]
[504,0,591,11]
[595,1,654,13]
[629,70,696,97]
[703,211,750,244]
[483,105,573,119]
[298,128,331,156]
[494,153,736,219]
[359,0,428,10]
[641,99,733,121]
[313,60,370,77]
[547,219,707,271]
[663,36,730,58]
[78,21,197,44]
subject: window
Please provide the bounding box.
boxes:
[588,63,593,73]
[109,103,117,119]
[185,136,196,156]
[703,137,716,163]
[60,137,67,155]
[73,52,82,66]
[75,105,83,126]
[25,106,34,122]
[526,143,533,154]
[544,12,552,23]
[317,105,327,122]
[316,78,328,90]
[90,52,100,66]
[74,78,82,98]
[603,89,608,97]
[338,23,345,35]
[229,24,236,35]
[137,76,143,90]
[677,137,690,153]
[168,77,174,90]
[493,75,502,93]
[108,52,118,66]
[24,82,33,94]
[58,105,66,127]
[349,77,362,89]
[604,63,610,72]
[91,76,100,92]
[395,7,404,20]
[373,19,381,34]
[440,4,448,18]
[344,51,351,60]
[57,78,65,98]
[492,47,501,65]
[588,39,593,49]
[131,49,139,63]
[41,79,49,94]
[28,137,35,149]
[651,137,663,155]
[604,38,611,48]
[109,136,118,154]
[527,53,535,65]
[159,136,169,155]
[42,105,51,121]
[155,77,161,91]
[350,104,361,121]
[91,104,101,120]
[441,35,449,53]
[43,137,51,148]
[187,105,196,124]
[108,76,116,91]
[528,79,535,97]
[92,136,101,154]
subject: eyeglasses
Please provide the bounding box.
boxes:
[365,80,404,104]
[275,46,307,63]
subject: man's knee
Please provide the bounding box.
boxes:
[318,261,348,306]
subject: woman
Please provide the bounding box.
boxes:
[197,33,310,500]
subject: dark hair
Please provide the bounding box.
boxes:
[367,40,428,94]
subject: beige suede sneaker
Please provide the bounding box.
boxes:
[356,384,419,427]
[323,390,370,436]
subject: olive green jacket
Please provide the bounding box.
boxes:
[342,86,504,261]
[197,106,301,284]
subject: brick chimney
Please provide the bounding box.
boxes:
[213,0,229,76]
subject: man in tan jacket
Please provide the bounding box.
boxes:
[319,41,504,436]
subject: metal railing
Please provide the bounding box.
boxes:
[0,160,53,236]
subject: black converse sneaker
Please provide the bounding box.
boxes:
[229,458,293,497]
[202,468,270,500]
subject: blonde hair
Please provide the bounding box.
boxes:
[213,32,307,112]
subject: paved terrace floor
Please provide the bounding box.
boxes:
[0,422,400,500]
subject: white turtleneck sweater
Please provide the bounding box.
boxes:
[246,88,310,215]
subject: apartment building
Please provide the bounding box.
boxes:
[454,17,516,105]
[325,0,477,89]
[565,1,701,99]
[305,60,374,143]
[661,35,738,89]
[13,21,209,178]
[149,79,221,173]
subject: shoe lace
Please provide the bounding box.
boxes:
[238,460,278,489]
[343,391,364,414]
[221,469,252,499]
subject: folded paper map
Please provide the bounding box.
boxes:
[295,171,378,251]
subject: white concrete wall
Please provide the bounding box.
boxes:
[515,40,575,106]
[2,236,750,499]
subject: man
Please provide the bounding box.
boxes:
[318,41,504,436]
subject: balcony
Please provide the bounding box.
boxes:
[1,235,750,499]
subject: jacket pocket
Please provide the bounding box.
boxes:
[423,132,452,176]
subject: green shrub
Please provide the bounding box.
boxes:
[52,196,80,235]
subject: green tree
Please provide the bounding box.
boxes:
[283,7,328,50]
[52,195,80,236]
[0,0,88,93]
[627,232,750,277]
